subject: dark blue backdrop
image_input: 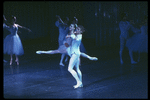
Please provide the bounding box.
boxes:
[3,1,148,49]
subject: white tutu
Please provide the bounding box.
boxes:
[3,34,24,55]
[3,23,24,56]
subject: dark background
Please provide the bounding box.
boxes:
[3,1,148,53]
[3,2,148,98]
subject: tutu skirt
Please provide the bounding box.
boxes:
[3,34,24,55]
[126,33,148,53]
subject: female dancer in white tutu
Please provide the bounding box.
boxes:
[126,16,148,64]
[119,12,140,64]
[3,15,31,65]
[55,15,70,66]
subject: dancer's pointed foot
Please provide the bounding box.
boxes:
[120,59,123,64]
[131,60,137,64]
[73,82,83,89]
[59,63,65,66]
[10,60,12,65]
[15,59,19,65]
[90,57,98,61]
[36,51,42,54]
[3,60,7,63]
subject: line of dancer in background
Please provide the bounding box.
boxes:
[119,12,148,64]
[36,16,98,89]
[3,15,31,65]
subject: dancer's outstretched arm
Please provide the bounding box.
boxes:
[17,24,31,32]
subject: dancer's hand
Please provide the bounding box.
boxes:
[3,15,6,21]
[56,15,60,18]
[28,29,32,32]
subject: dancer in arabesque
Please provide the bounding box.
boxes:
[36,18,98,62]
[55,15,70,66]
[55,16,87,66]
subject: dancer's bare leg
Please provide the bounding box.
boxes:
[129,50,137,64]
[68,54,82,89]
[59,54,65,66]
[75,58,82,85]
[10,55,13,65]
[65,55,69,62]
[119,37,125,64]
[3,59,7,63]
[36,50,61,54]
[80,52,98,60]
[15,55,19,65]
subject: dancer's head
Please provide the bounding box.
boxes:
[119,12,128,21]
[11,15,16,24]
[69,24,76,31]
[76,25,85,34]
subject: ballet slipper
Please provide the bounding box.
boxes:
[120,59,123,64]
[36,51,42,54]
[131,61,137,64]
[10,60,13,65]
[73,82,83,89]
[15,59,19,65]
[90,57,98,61]
[59,63,65,66]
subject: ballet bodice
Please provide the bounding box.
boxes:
[119,21,131,38]
[69,34,82,56]
[3,23,18,35]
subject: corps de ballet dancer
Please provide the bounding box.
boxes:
[3,15,31,65]
[55,15,70,66]
[126,15,148,63]
[119,12,141,64]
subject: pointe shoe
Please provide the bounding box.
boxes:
[131,61,137,64]
[120,59,123,64]
[3,60,7,63]
[73,83,83,89]
[15,60,19,65]
[36,51,42,54]
[10,60,12,65]
[59,63,65,66]
[90,57,98,61]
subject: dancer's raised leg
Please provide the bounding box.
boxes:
[80,52,98,61]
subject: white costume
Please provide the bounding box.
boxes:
[3,23,24,56]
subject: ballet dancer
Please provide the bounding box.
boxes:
[119,12,140,64]
[3,15,31,65]
[55,15,70,66]
[67,25,86,89]
[126,15,148,64]
[36,23,98,61]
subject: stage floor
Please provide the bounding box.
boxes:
[3,46,148,99]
